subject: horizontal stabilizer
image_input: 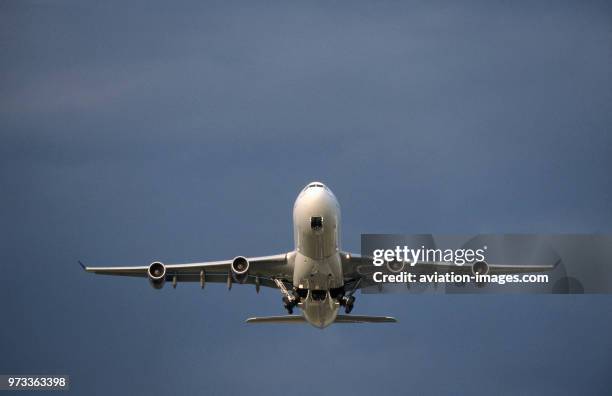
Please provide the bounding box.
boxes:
[245,315,307,324]
[334,315,397,323]
[245,315,397,324]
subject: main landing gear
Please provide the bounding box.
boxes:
[340,295,355,314]
[282,296,298,314]
[274,278,298,314]
[340,278,360,314]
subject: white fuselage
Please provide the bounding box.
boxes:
[291,182,343,328]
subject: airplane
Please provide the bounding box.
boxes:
[81,181,556,328]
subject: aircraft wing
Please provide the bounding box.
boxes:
[80,253,292,289]
[340,252,558,286]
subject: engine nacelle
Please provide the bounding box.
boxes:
[148,261,166,289]
[471,260,489,276]
[231,256,250,284]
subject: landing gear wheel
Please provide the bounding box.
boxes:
[282,296,296,315]
[344,296,355,314]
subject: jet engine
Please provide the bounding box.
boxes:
[231,256,250,283]
[148,261,166,289]
[471,260,489,276]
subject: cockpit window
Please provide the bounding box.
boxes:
[300,183,329,194]
[311,216,323,231]
[311,290,327,301]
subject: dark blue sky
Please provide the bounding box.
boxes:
[1,1,611,394]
